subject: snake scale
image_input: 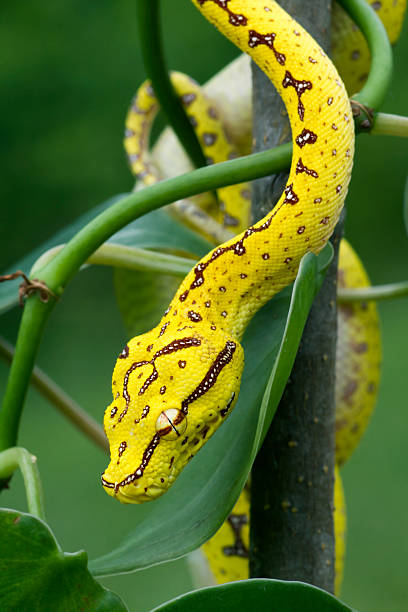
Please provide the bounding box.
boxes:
[102,0,355,503]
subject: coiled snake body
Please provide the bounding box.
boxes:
[102,0,354,504]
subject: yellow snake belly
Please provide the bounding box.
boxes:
[101,0,354,504]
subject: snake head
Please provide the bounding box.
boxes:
[101,323,244,503]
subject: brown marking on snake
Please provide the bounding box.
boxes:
[220,391,235,417]
[198,0,247,26]
[248,30,286,65]
[188,310,203,322]
[105,433,161,492]
[296,157,319,178]
[341,380,358,405]
[118,441,127,458]
[202,132,218,146]
[367,382,376,393]
[180,93,196,106]
[283,183,299,205]
[118,345,129,359]
[134,405,150,425]
[351,342,368,354]
[152,337,201,360]
[179,290,189,302]
[295,128,318,148]
[223,513,249,558]
[282,70,313,121]
[110,407,118,418]
[159,322,170,337]
[187,203,285,293]
[181,341,236,414]
[224,213,240,227]
[121,338,202,408]
[139,369,159,395]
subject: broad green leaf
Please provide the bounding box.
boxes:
[151,579,355,612]
[0,195,212,315]
[0,508,127,612]
[89,246,331,577]
[114,269,180,336]
[404,175,408,237]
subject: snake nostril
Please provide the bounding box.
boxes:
[156,409,187,440]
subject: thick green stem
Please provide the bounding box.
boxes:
[372,113,408,137]
[0,447,45,520]
[137,0,207,169]
[0,297,53,451]
[0,336,108,453]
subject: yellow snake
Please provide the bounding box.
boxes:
[102,0,355,503]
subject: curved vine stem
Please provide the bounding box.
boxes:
[0,447,45,520]
[137,0,207,170]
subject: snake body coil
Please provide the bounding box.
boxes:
[102,0,354,504]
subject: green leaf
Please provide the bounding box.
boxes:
[0,195,211,315]
[89,247,330,577]
[151,579,355,612]
[404,175,408,237]
[114,269,180,336]
[0,508,127,612]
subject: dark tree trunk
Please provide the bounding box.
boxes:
[249,0,341,594]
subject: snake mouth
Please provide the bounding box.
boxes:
[101,474,166,504]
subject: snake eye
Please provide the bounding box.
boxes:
[155,409,187,440]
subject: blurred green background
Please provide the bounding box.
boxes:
[0,1,407,610]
